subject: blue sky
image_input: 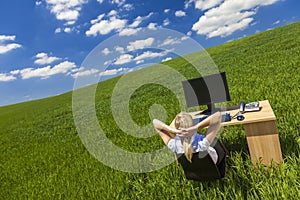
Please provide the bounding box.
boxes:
[0,0,299,106]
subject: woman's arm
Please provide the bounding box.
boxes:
[202,112,222,143]
[153,119,181,145]
[183,112,222,144]
[196,111,222,130]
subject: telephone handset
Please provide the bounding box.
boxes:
[231,102,245,121]
[239,101,246,113]
[241,101,260,112]
[236,101,246,121]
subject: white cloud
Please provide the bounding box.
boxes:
[192,0,279,38]
[0,43,22,54]
[0,35,16,41]
[0,35,22,54]
[158,37,181,47]
[104,60,112,66]
[45,0,88,25]
[175,10,186,17]
[34,52,61,65]
[162,57,172,62]
[108,10,118,17]
[102,48,111,55]
[129,13,153,28]
[64,27,72,33]
[164,9,170,13]
[181,35,189,41]
[86,11,153,37]
[130,16,143,28]
[123,4,134,11]
[208,18,254,38]
[100,67,129,76]
[2,61,80,81]
[180,31,193,41]
[114,54,133,65]
[86,15,127,36]
[97,0,127,7]
[126,37,155,51]
[109,0,126,7]
[133,51,168,63]
[55,28,62,33]
[54,27,75,34]
[10,70,21,75]
[36,1,42,6]
[114,46,125,54]
[16,61,76,79]
[135,60,144,64]
[147,23,158,30]
[163,19,170,26]
[273,20,280,25]
[91,14,105,24]
[185,0,222,10]
[71,68,99,78]
[119,28,142,36]
[0,73,16,82]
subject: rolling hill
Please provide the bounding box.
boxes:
[1,21,299,199]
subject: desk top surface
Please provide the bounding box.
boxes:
[188,100,276,126]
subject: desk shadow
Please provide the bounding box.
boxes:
[279,134,299,158]
[219,126,249,158]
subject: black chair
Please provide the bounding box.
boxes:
[176,139,229,181]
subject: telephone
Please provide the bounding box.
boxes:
[239,101,260,113]
[232,101,260,121]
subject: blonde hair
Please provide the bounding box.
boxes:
[174,112,194,163]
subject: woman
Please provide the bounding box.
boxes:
[153,111,222,163]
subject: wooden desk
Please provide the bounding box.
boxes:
[177,100,283,166]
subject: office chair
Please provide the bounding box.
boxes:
[176,139,229,181]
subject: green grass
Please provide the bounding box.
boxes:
[1,21,300,199]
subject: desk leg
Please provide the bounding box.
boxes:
[243,120,283,166]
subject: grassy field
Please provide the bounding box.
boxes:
[1,21,300,199]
